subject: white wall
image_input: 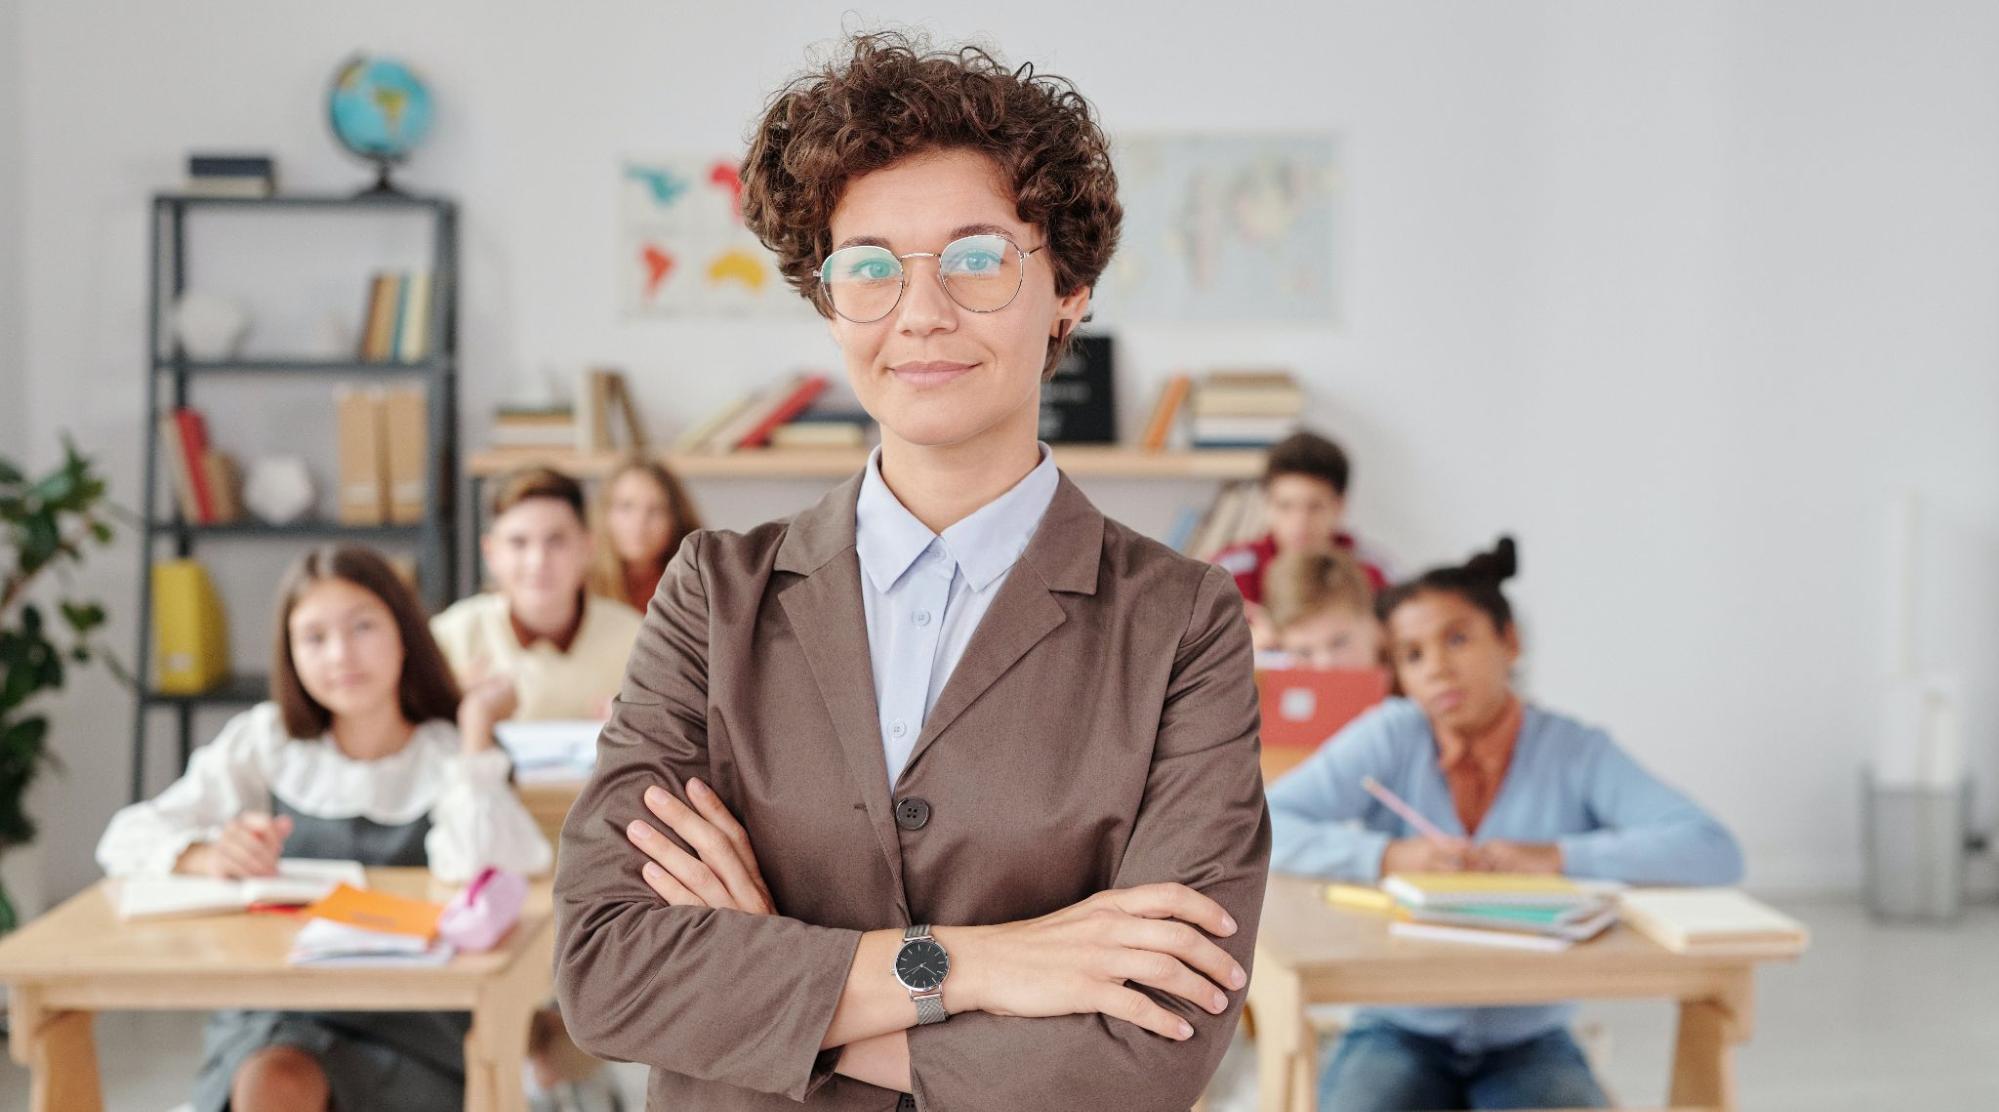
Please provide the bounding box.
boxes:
[0,0,37,920]
[11,0,1996,899]
[0,0,22,449]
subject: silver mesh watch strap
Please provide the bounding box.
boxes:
[912,991,949,1025]
[903,924,950,1025]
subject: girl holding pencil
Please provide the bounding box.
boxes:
[1266,536,1744,1112]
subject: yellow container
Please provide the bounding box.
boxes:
[152,559,228,694]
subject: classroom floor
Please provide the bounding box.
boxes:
[1,896,1991,1111]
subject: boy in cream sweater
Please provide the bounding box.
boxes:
[431,466,644,748]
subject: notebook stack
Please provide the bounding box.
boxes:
[289,883,454,968]
[1190,370,1304,449]
[1380,873,1625,952]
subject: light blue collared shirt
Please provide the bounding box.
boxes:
[854,443,1059,786]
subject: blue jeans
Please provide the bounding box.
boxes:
[1319,1022,1609,1111]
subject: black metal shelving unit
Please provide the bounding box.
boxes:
[132,192,460,801]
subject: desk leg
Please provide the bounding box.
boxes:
[7,988,103,1112]
[1246,960,1316,1112]
[465,1000,534,1112]
[1670,972,1752,1112]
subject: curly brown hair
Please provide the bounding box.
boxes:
[740,30,1122,377]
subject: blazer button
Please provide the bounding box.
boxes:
[897,1095,918,1111]
[895,797,931,831]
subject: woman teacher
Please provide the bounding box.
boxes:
[554,32,1270,1110]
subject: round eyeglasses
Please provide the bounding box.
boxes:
[817,233,1046,324]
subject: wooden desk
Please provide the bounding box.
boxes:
[1247,876,1803,1112]
[0,869,554,1112]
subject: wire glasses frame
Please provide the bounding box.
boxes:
[816,232,1048,324]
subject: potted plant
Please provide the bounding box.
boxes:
[0,438,124,933]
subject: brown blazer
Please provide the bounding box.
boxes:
[554,470,1270,1111]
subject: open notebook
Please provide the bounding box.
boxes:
[115,859,367,921]
[1620,888,1811,955]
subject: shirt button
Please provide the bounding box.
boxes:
[891,719,908,738]
[895,797,931,830]
[913,609,932,627]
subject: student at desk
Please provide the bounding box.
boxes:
[431,465,644,751]
[96,545,552,1112]
[1267,537,1744,1112]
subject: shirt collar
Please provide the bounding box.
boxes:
[1435,695,1525,776]
[854,443,1059,594]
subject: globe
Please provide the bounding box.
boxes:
[327,55,435,194]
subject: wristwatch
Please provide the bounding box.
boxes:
[893,924,951,1025]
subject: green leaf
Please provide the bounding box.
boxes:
[27,468,76,506]
[59,600,106,633]
[89,520,113,545]
[20,515,59,571]
[0,457,20,485]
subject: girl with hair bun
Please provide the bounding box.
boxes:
[1268,536,1745,1112]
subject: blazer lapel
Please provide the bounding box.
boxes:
[775,475,908,909]
[900,473,1104,781]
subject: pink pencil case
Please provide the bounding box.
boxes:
[437,867,527,952]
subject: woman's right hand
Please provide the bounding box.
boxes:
[938,883,1247,1042]
[177,812,295,878]
[1380,836,1470,876]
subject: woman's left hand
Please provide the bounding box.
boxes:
[625,778,775,914]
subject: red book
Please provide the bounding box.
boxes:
[735,375,829,450]
[173,408,216,523]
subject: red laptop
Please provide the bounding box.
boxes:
[1256,666,1391,779]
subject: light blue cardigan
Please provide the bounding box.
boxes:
[1267,697,1744,1053]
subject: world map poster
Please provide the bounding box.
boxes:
[1093,133,1340,324]
[619,156,812,317]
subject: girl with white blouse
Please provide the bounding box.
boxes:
[98,544,551,1112]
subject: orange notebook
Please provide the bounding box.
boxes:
[304,884,445,940]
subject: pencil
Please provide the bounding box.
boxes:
[1360,776,1455,845]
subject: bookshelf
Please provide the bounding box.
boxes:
[131,192,460,801]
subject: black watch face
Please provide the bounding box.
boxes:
[895,938,950,992]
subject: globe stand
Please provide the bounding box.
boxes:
[354,159,412,199]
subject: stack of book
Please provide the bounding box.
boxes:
[671,374,835,455]
[1380,873,1624,952]
[1190,371,1304,449]
[489,404,578,451]
[185,153,276,198]
[358,270,435,363]
[157,406,241,524]
[770,405,873,450]
[289,883,454,968]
